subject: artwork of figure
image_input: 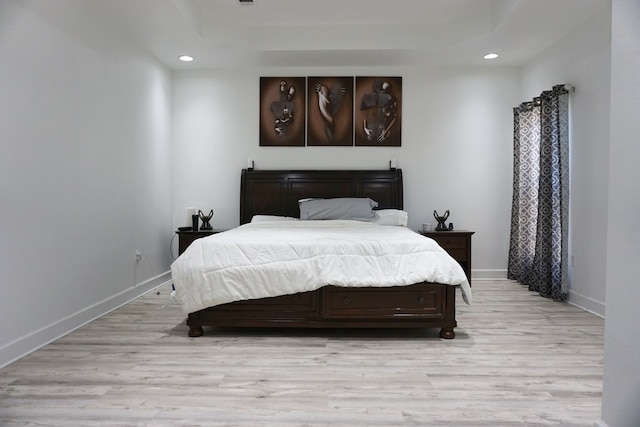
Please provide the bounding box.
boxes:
[360,79,397,142]
[315,82,346,141]
[260,77,305,146]
[433,210,450,231]
[355,77,402,146]
[198,209,214,230]
[271,80,296,137]
[307,77,354,146]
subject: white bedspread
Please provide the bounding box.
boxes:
[171,220,472,314]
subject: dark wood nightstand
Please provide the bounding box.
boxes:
[420,230,474,283]
[176,229,227,255]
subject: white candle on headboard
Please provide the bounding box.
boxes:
[391,158,397,169]
[247,157,253,169]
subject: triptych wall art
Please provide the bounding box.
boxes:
[259,76,402,147]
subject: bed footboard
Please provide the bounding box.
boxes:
[186,283,458,338]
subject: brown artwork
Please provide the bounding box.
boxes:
[259,77,306,147]
[307,77,354,146]
[355,76,402,146]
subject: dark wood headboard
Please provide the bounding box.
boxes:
[240,169,403,224]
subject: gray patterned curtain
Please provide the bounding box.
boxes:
[508,84,569,301]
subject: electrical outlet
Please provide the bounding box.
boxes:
[135,250,143,262]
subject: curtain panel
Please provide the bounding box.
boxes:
[508,85,569,301]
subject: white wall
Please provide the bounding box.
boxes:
[521,6,611,316]
[600,0,640,425]
[172,66,519,279]
[0,1,173,367]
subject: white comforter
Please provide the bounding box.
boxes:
[171,220,472,314]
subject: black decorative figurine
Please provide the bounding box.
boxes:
[433,210,450,231]
[198,209,214,230]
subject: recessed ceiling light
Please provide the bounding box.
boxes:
[484,53,499,60]
[179,55,194,62]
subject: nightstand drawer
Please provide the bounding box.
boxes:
[443,247,466,260]
[176,229,227,255]
[428,235,467,248]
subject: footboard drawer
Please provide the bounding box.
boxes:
[322,284,447,319]
[200,290,321,319]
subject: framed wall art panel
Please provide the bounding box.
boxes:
[355,76,402,147]
[260,77,306,147]
[307,76,354,146]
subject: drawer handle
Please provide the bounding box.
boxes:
[343,297,351,305]
[418,296,425,304]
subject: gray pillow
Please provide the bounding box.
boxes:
[299,198,378,220]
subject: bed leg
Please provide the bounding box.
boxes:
[439,327,455,339]
[188,326,203,337]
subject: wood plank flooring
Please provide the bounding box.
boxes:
[0,280,604,426]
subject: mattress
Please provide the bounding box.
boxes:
[171,220,472,314]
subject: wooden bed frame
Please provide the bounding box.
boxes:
[186,168,459,338]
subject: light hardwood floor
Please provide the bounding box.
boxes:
[0,280,604,426]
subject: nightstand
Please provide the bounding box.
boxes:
[176,229,227,255]
[420,230,474,283]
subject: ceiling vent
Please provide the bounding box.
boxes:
[239,0,254,3]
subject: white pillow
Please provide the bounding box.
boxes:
[370,209,408,226]
[251,215,299,223]
[298,198,378,220]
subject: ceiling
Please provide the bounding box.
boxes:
[88,0,609,69]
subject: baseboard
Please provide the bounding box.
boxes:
[0,271,172,370]
[471,269,508,280]
[568,290,605,318]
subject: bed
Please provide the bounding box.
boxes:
[171,169,471,339]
